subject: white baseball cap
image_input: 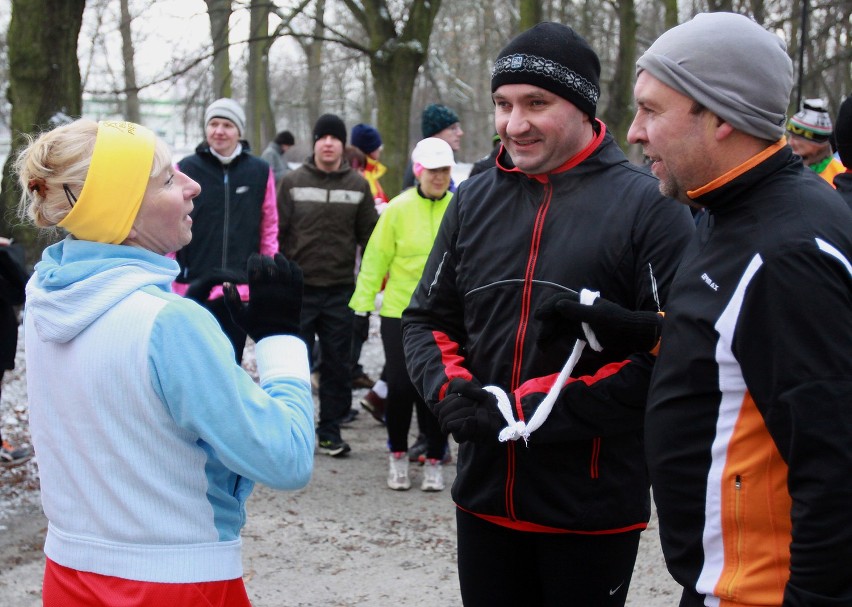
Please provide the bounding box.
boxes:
[411,137,455,169]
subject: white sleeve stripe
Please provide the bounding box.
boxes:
[816,237,852,278]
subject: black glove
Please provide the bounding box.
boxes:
[437,378,505,443]
[184,269,246,303]
[224,253,303,342]
[353,313,370,342]
[535,291,662,352]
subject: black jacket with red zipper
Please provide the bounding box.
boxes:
[402,122,694,533]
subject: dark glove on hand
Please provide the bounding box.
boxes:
[437,378,505,443]
[224,253,303,342]
[184,269,246,303]
[353,313,370,342]
[535,291,662,352]
[535,290,586,348]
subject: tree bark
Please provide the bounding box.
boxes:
[205,0,232,99]
[602,0,637,150]
[1,0,85,259]
[304,0,326,129]
[247,0,275,152]
[119,0,141,123]
[663,0,678,30]
[340,0,443,196]
[519,0,543,30]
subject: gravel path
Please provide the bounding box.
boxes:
[0,320,682,605]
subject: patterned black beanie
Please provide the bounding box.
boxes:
[491,22,600,120]
[313,113,347,145]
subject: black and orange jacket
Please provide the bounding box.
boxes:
[647,141,852,606]
[402,123,694,533]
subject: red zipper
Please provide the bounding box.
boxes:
[504,181,553,520]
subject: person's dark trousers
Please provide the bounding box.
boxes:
[351,329,367,379]
[205,296,248,364]
[300,285,354,443]
[678,588,706,607]
[456,508,641,607]
[381,317,445,459]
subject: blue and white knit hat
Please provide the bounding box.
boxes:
[491,22,601,120]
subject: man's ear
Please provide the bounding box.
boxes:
[715,119,736,142]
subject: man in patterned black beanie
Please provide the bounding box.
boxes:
[491,21,600,121]
[487,21,610,175]
[401,20,693,607]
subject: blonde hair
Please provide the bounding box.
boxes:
[15,119,172,231]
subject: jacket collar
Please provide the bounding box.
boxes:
[495,120,618,183]
[688,139,795,212]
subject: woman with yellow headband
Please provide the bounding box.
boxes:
[15,118,314,606]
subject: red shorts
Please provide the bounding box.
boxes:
[43,558,252,607]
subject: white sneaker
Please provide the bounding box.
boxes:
[387,452,411,490]
[421,458,445,492]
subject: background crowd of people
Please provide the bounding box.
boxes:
[2,11,852,607]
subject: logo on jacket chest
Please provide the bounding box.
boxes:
[701,272,719,291]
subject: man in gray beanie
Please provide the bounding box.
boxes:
[402,21,693,607]
[175,98,279,363]
[542,12,852,607]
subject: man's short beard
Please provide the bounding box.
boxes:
[659,178,696,207]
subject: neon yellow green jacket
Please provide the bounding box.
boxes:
[349,186,452,318]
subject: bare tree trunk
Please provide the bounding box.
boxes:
[247,0,275,151]
[340,0,443,196]
[205,0,232,99]
[519,0,543,30]
[602,0,637,150]
[119,0,141,123]
[750,0,766,27]
[304,0,326,130]
[706,0,733,11]
[663,0,678,30]
[2,0,85,260]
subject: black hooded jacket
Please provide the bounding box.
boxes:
[402,123,694,532]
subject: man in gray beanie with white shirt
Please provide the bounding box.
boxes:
[176,98,280,363]
[545,12,852,607]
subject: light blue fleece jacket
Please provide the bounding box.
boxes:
[24,237,314,583]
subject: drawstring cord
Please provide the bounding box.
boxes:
[486,289,602,445]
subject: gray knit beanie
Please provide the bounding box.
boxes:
[636,13,792,141]
[205,98,246,136]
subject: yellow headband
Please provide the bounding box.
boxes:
[58,121,156,244]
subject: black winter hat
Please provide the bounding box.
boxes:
[313,114,347,145]
[491,22,601,120]
[834,96,852,167]
[274,130,295,146]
